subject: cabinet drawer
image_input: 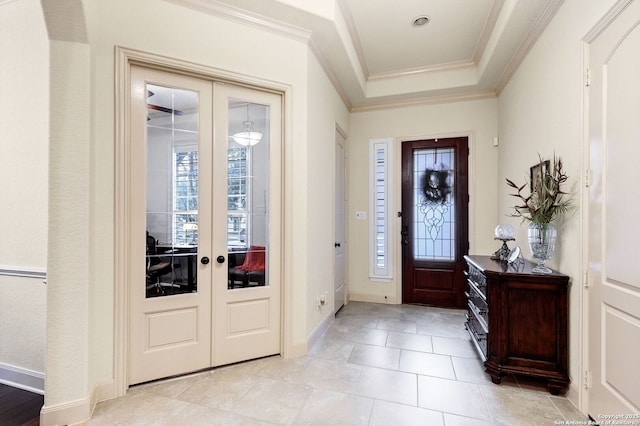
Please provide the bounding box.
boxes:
[466,263,487,297]
[465,311,487,360]
[466,280,488,327]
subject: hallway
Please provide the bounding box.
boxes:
[88,302,587,425]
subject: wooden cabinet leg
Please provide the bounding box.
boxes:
[548,381,565,395]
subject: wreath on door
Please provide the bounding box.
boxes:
[421,168,451,204]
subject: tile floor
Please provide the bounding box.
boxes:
[88,302,589,425]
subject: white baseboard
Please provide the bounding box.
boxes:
[0,362,44,394]
[307,312,334,350]
[565,380,585,415]
[286,341,308,358]
[349,292,398,304]
[40,383,99,426]
[39,379,122,425]
[40,394,92,426]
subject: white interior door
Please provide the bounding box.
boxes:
[334,129,346,314]
[129,66,213,385]
[212,84,282,366]
[587,0,640,417]
[129,67,282,384]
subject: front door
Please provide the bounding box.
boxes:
[128,66,281,384]
[587,1,640,417]
[401,138,469,308]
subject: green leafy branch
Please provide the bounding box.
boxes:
[506,155,572,225]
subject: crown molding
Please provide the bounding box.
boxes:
[308,37,353,110]
[351,90,496,113]
[163,0,312,44]
[163,0,354,109]
[368,60,476,82]
[582,0,634,42]
[337,0,370,79]
[494,0,565,95]
[473,0,505,63]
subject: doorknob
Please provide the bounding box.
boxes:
[216,255,226,264]
[201,257,210,265]
[334,242,341,248]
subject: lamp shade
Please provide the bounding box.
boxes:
[232,126,262,146]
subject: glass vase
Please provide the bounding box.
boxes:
[527,222,557,274]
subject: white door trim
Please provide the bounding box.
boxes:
[114,46,292,397]
[581,0,640,416]
[579,0,635,414]
[334,125,347,313]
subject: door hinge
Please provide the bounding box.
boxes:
[585,67,591,87]
[585,169,591,188]
[584,269,590,289]
[584,370,592,390]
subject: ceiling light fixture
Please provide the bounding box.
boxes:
[412,15,430,27]
[232,103,262,146]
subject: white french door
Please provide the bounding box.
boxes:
[587,0,640,417]
[213,84,282,366]
[128,66,281,385]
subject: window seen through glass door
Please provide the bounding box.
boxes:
[227,100,270,289]
[145,84,199,298]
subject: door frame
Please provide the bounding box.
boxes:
[113,47,292,397]
[399,137,469,307]
[334,125,348,313]
[581,0,639,416]
[394,133,474,305]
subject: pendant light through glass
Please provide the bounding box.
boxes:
[232,103,262,146]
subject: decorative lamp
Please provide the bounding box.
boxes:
[232,103,262,146]
[491,224,515,261]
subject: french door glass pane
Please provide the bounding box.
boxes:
[413,148,456,260]
[227,100,269,289]
[145,84,199,298]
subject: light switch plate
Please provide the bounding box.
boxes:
[355,211,367,220]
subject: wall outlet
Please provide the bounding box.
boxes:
[317,291,328,308]
[319,293,327,306]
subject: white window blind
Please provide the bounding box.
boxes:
[227,147,249,248]
[173,149,199,245]
[369,138,393,281]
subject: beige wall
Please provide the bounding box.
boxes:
[306,52,350,336]
[0,0,48,380]
[347,98,499,303]
[497,0,617,404]
[35,0,349,418]
[5,0,627,420]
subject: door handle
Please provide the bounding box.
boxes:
[216,255,226,264]
[335,242,341,248]
[201,257,210,265]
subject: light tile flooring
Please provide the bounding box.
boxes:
[89,302,588,425]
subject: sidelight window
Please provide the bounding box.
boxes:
[369,138,393,281]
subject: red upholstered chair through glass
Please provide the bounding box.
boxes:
[228,245,266,288]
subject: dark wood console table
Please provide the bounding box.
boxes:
[463,255,569,394]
